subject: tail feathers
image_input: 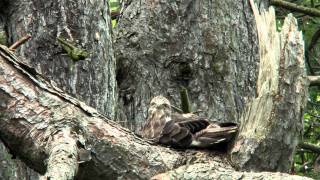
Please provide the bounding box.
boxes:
[191,123,238,148]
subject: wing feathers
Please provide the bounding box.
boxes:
[142,96,238,149]
[159,122,192,148]
[172,113,210,133]
[191,122,238,148]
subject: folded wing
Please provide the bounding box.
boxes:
[158,113,210,148]
[191,122,238,148]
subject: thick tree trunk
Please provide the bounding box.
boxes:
[1,0,117,118]
[0,45,310,180]
[114,0,259,130]
[0,1,117,179]
[231,1,307,172]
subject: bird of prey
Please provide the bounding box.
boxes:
[141,96,238,149]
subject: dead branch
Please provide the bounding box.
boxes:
[9,34,31,50]
[231,0,307,172]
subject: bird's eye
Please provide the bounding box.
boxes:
[163,104,170,109]
[150,102,156,106]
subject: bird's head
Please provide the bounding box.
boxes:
[148,96,171,116]
[142,96,172,140]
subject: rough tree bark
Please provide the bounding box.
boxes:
[0,0,310,179]
[114,0,259,130]
[231,1,307,172]
[0,45,310,180]
[0,1,117,178]
[0,0,116,118]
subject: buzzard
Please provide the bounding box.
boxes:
[141,96,238,149]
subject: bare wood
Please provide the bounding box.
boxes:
[8,34,31,50]
[231,1,308,172]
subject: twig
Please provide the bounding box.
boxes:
[9,34,32,50]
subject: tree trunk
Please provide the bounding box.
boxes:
[0,1,117,179]
[114,0,259,130]
[0,45,310,179]
[1,0,117,118]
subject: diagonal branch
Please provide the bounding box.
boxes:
[0,43,311,179]
[0,45,230,179]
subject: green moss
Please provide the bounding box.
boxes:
[180,86,192,113]
[212,61,225,74]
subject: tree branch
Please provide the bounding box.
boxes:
[298,142,320,154]
[8,34,31,50]
[152,163,312,180]
[0,43,310,179]
[0,44,194,179]
[305,27,320,75]
[308,75,320,86]
[270,0,320,17]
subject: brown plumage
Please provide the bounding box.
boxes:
[141,96,238,149]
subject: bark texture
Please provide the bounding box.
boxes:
[0,45,310,180]
[0,142,38,180]
[114,0,259,130]
[0,46,230,179]
[152,163,311,180]
[1,0,116,119]
[231,1,308,172]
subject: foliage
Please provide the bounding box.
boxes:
[108,0,120,27]
[275,0,320,178]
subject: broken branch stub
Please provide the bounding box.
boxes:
[231,2,307,172]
